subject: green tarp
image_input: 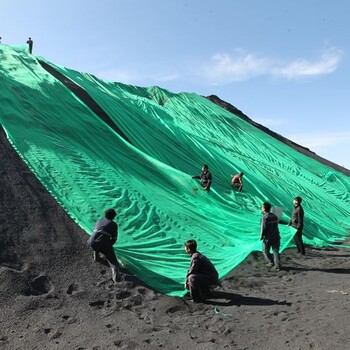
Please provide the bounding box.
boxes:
[1,44,349,296]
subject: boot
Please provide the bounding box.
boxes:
[111,267,119,284]
[93,251,99,262]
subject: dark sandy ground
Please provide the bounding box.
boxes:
[1,127,350,350]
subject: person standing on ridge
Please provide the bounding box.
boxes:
[231,172,244,192]
[192,164,212,191]
[288,196,305,255]
[87,208,120,284]
[184,239,219,303]
[26,37,33,54]
[260,202,281,270]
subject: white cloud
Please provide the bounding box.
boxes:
[275,48,342,79]
[203,49,272,84]
[94,48,343,87]
[203,48,343,84]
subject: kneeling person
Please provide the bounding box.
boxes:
[184,239,219,303]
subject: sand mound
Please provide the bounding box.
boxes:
[1,127,350,349]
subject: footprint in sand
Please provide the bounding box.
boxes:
[62,315,77,324]
[22,274,54,296]
[89,300,105,308]
[166,304,189,314]
[114,290,132,299]
[66,283,84,295]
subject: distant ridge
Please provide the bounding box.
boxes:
[206,94,350,176]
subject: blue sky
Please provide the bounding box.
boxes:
[2,0,349,170]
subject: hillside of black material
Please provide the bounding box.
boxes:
[206,94,350,176]
[1,114,350,350]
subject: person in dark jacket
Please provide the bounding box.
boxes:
[288,196,305,255]
[260,202,281,270]
[184,239,219,303]
[87,208,120,283]
[192,164,212,191]
[26,37,33,54]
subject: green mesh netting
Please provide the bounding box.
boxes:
[1,44,349,296]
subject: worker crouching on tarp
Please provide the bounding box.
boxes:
[231,172,244,192]
[87,208,120,284]
[184,239,219,303]
[192,164,212,191]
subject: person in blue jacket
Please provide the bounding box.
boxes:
[26,37,33,54]
[87,208,119,283]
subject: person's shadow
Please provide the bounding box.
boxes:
[203,290,291,307]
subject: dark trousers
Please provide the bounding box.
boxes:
[232,183,242,192]
[294,230,305,255]
[187,274,217,302]
[262,237,281,268]
[91,239,119,268]
[201,182,211,191]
